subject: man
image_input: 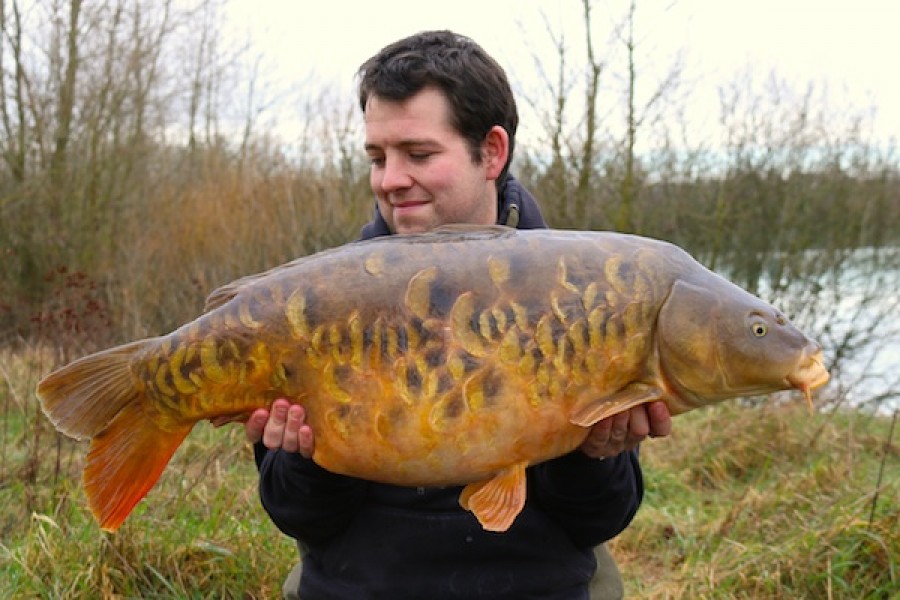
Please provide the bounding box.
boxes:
[246,30,672,599]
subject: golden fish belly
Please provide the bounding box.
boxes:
[303,366,592,486]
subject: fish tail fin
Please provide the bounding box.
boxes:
[36,338,191,531]
[85,402,192,531]
[37,339,150,439]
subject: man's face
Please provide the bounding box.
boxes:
[364,87,504,234]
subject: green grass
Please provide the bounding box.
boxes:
[2,346,898,598]
[613,402,899,599]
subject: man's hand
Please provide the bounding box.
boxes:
[245,398,315,458]
[579,401,672,459]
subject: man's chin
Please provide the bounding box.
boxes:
[392,218,436,235]
[388,203,438,233]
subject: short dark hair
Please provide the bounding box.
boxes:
[357,30,518,186]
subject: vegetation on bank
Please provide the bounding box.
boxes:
[615,402,898,598]
[1,344,896,597]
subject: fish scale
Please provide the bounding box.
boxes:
[36,225,830,533]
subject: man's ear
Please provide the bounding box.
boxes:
[482,125,509,180]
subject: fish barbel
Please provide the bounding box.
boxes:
[37,226,829,533]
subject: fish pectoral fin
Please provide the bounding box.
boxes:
[569,384,665,427]
[84,402,193,532]
[459,461,528,532]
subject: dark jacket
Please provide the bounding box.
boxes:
[256,176,644,600]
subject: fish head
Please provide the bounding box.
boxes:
[656,278,830,413]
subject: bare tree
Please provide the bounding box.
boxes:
[515,3,605,226]
[515,1,682,231]
[514,10,576,225]
[0,0,29,183]
[573,0,603,225]
[48,0,81,198]
[607,0,682,233]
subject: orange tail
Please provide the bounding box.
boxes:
[36,340,192,532]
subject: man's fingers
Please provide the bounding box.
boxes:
[292,405,315,458]
[647,401,673,438]
[580,415,616,459]
[580,402,674,459]
[610,411,630,442]
[244,409,270,444]
[297,424,315,459]
[262,402,290,449]
[586,417,611,448]
[279,404,307,453]
[627,405,650,439]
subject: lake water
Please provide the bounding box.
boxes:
[772,248,900,414]
[824,249,900,414]
[749,246,900,415]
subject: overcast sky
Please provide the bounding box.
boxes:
[225,0,900,148]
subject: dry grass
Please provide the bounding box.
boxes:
[613,401,899,599]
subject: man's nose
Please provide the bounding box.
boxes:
[380,157,413,192]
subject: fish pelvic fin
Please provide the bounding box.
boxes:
[85,401,193,531]
[569,384,665,427]
[36,340,150,440]
[459,460,528,532]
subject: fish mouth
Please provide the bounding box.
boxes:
[786,348,830,411]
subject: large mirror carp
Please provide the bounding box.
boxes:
[37,226,829,532]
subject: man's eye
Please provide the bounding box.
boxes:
[409,152,432,161]
[369,157,385,167]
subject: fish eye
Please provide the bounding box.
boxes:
[751,322,768,337]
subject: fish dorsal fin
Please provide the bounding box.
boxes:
[204,268,280,312]
[203,281,243,312]
[569,384,665,427]
[203,253,318,312]
[459,460,528,532]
